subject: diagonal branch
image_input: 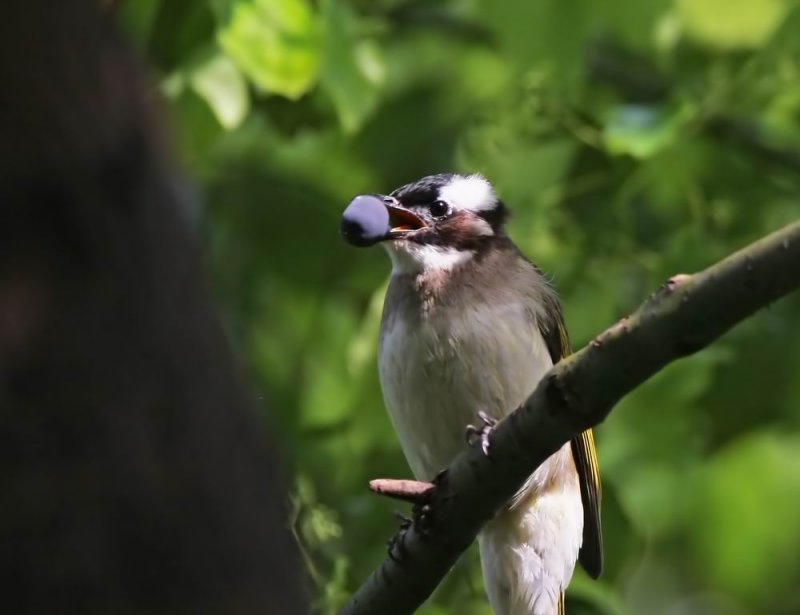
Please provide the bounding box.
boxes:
[341,220,800,615]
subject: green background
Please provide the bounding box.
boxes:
[120,1,800,613]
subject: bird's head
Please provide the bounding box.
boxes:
[341,173,508,274]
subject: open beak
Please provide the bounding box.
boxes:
[340,194,427,248]
[385,201,427,238]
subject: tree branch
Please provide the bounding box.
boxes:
[341,220,800,615]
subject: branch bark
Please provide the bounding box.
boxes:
[341,220,800,615]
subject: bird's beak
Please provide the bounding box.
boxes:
[340,194,427,248]
[385,199,427,239]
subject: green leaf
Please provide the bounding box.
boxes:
[692,432,800,606]
[676,0,791,49]
[217,0,321,99]
[319,0,383,133]
[189,54,250,129]
[478,0,591,87]
[167,88,224,170]
[603,104,688,159]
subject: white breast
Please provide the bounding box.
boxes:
[378,272,586,615]
[378,291,552,481]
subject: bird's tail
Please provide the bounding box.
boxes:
[477,486,582,615]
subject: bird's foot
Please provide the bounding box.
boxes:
[410,470,445,537]
[385,471,448,562]
[466,410,497,456]
[411,501,433,536]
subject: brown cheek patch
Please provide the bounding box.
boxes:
[438,215,493,249]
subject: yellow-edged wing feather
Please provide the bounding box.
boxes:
[542,313,604,579]
[571,427,603,578]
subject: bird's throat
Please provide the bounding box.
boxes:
[384,242,475,276]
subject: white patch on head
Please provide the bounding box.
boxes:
[438,174,496,213]
[383,242,474,275]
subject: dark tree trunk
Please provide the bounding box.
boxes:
[0,2,306,613]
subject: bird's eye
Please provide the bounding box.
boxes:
[429,200,449,218]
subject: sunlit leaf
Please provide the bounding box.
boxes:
[217,0,321,99]
[676,0,791,49]
[319,0,383,133]
[189,54,250,129]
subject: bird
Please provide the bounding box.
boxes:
[340,173,602,615]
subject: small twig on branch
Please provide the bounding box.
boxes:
[341,220,800,615]
[369,479,435,503]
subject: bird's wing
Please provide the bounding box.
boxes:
[539,301,604,579]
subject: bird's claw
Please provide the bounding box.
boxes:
[386,474,447,563]
[411,502,433,537]
[466,410,497,456]
[393,510,412,530]
[412,469,446,535]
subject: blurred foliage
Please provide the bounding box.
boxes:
[120,0,800,613]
